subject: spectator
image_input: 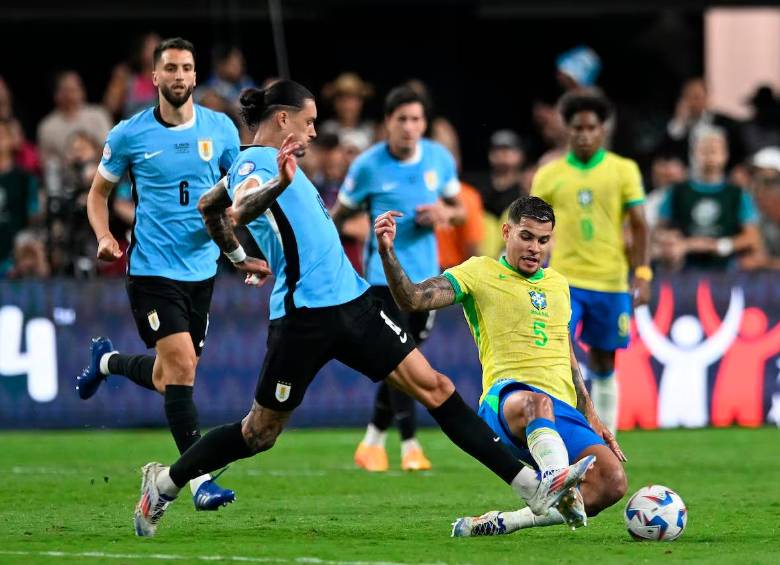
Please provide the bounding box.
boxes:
[741,85,780,157]
[340,129,372,166]
[38,70,112,193]
[0,75,40,175]
[660,77,745,171]
[48,131,103,277]
[103,32,160,120]
[654,126,762,271]
[0,119,41,276]
[7,230,49,279]
[747,147,780,270]
[474,130,527,258]
[435,180,484,269]
[645,153,687,229]
[320,72,376,145]
[196,45,256,142]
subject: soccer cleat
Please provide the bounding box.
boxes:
[354,442,389,472]
[134,462,176,537]
[193,479,236,511]
[526,454,596,516]
[556,487,587,530]
[76,337,114,400]
[401,448,432,471]
[451,511,507,537]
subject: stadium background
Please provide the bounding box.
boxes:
[1,0,779,430]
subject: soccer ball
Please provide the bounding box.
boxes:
[624,485,687,541]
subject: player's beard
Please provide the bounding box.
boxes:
[159,83,194,108]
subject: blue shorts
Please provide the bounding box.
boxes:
[569,286,631,351]
[477,379,605,469]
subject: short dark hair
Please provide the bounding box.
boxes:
[238,80,314,128]
[153,37,195,66]
[559,91,612,124]
[384,85,428,118]
[507,196,555,227]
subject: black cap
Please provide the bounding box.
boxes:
[490,129,523,150]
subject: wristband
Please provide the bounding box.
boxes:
[224,245,247,263]
[634,265,654,282]
[716,237,734,257]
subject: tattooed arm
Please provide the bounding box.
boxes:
[570,338,627,462]
[231,134,302,226]
[375,210,457,312]
[198,177,241,253]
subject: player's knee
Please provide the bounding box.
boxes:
[532,393,554,419]
[160,354,197,385]
[241,420,281,454]
[594,462,628,512]
[406,370,454,409]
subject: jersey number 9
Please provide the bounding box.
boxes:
[179,181,190,206]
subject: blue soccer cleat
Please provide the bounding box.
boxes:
[76,337,114,400]
[193,479,236,511]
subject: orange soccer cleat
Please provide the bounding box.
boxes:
[401,448,432,471]
[354,442,389,472]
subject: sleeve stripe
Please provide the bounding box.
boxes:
[337,191,359,209]
[97,163,121,183]
[442,178,461,198]
[442,271,465,303]
[624,198,645,209]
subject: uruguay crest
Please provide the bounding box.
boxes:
[529,290,547,310]
[275,381,292,402]
[198,138,214,161]
[424,170,438,191]
[147,309,160,331]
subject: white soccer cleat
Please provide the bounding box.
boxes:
[556,487,587,530]
[526,454,596,516]
[134,462,176,537]
[451,511,507,537]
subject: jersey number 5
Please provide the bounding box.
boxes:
[533,320,548,347]
[179,181,190,206]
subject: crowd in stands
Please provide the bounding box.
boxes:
[2,37,780,280]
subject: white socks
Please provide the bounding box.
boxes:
[99,351,117,376]
[501,507,567,533]
[526,418,569,472]
[591,372,618,434]
[156,467,182,498]
[362,423,387,448]
[401,438,421,457]
[189,474,211,495]
[510,466,542,501]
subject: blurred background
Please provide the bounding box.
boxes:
[1,0,779,430]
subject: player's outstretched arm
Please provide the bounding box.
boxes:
[376,211,456,312]
[231,134,302,225]
[570,339,627,462]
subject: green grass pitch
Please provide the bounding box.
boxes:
[0,428,777,564]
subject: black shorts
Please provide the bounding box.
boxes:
[255,291,416,411]
[126,275,215,356]
[368,285,436,344]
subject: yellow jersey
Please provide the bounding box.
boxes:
[530,149,645,292]
[443,256,576,407]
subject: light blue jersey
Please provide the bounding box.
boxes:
[98,105,240,281]
[227,146,369,320]
[337,139,459,285]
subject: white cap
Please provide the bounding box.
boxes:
[752,147,780,172]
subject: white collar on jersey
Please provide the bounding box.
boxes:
[397,143,422,165]
[168,110,197,131]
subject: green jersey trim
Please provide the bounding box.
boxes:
[624,198,645,209]
[442,272,465,303]
[500,256,544,282]
[566,148,606,170]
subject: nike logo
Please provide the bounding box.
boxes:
[144,150,163,159]
[498,274,508,280]
[381,182,398,192]
[399,332,408,344]
[493,436,501,443]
